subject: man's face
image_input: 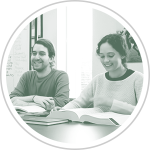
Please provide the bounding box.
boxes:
[31,44,52,72]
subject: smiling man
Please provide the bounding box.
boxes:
[10,39,70,110]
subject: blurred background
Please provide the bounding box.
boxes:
[6,5,143,98]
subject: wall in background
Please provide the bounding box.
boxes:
[6,26,29,94]
[43,9,57,68]
[127,63,143,73]
[92,9,143,77]
[65,5,92,97]
[6,8,143,95]
[6,10,57,94]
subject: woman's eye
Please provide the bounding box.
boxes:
[100,56,104,58]
[108,55,114,58]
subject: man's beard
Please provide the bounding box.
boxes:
[32,63,50,72]
[33,67,44,72]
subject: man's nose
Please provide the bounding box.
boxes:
[35,53,40,59]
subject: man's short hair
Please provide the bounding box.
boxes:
[33,39,55,68]
[34,39,55,58]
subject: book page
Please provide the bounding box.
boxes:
[82,112,129,125]
[15,105,46,113]
[61,108,103,119]
[48,109,80,121]
[86,112,129,118]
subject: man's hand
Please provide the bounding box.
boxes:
[50,106,65,113]
[33,96,55,110]
[51,106,62,111]
[90,96,113,108]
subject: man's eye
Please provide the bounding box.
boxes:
[32,52,37,56]
[39,52,45,56]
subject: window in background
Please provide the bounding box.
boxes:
[29,15,43,70]
[57,4,92,98]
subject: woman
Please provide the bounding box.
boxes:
[53,34,143,114]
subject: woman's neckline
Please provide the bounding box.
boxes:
[105,69,135,81]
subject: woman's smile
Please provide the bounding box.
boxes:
[104,63,113,67]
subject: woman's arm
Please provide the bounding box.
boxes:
[110,99,135,115]
[110,74,143,114]
[63,79,94,109]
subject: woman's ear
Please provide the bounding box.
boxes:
[121,56,125,59]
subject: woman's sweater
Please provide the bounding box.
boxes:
[63,70,143,114]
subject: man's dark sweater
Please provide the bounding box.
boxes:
[10,69,70,107]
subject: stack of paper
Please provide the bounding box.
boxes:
[14,106,68,125]
[22,116,68,126]
[14,105,49,117]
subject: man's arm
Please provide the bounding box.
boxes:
[10,72,54,109]
[9,73,30,102]
[53,72,70,107]
[11,96,34,103]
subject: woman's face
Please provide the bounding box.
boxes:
[99,42,124,72]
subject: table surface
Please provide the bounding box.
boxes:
[28,121,119,144]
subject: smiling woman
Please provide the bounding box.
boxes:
[97,34,127,78]
[57,34,143,115]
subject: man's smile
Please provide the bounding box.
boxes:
[33,61,42,64]
[33,61,43,67]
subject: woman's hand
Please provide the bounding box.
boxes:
[90,96,113,108]
[33,96,55,110]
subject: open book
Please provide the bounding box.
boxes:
[47,108,129,126]
[14,105,49,117]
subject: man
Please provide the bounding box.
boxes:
[10,39,70,110]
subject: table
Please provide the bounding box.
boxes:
[28,121,119,144]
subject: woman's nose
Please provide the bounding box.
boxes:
[104,57,110,62]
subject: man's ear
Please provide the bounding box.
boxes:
[49,55,54,62]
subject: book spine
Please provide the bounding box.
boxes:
[109,118,120,126]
